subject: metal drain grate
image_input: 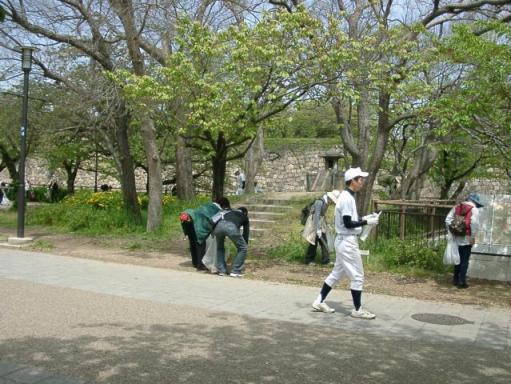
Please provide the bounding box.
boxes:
[411,313,474,325]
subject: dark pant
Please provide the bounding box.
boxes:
[454,245,472,285]
[305,233,330,264]
[213,220,248,274]
[181,220,206,269]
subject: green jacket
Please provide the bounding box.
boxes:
[185,202,220,244]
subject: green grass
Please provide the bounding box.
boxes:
[0,208,16,228]
[23,191,211,238]
[30,239,55,250]
[1,192,450,278]
[267,232,309,263]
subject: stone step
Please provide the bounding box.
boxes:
[248,198,296,206]
[249,218,277,229]
[240,194,303,239]
[249,228,271,237]
[249,211,287,219]
[244,204,294,212]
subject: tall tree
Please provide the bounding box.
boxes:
[270,0,511,213]
[422,21,511,196]
[116,9,331,198]
[0,0,145,224]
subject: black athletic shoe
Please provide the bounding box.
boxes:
[457,283,469,289]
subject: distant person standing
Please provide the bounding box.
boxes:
[234,170,246,195]
[49,180,60,202]
[311,167,379,319]
[213,207,250,277]
[445,192,483,289]
[25,180,34,201]
[0,182,5,205]
[0,182,11,206]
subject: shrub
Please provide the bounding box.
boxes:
[267,232,307,263]
[367,238,448,273]
[27,190,213,236]
[5,185,17,201]
[31,186,49,202]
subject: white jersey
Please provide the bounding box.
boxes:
[335,189,362,236]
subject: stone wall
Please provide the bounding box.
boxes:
[1,141,509,197]
[252,144,343,193]
[0,158,149,191]
[0,141,343,194]
[464,178,511,196]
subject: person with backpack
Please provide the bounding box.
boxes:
[445,192,483,289]
[212,207,250,277]
[302,190,341,265]
[179,197,231,271]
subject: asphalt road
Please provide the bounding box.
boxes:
[0,249,510,384]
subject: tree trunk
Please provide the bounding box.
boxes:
[212,155,227,200]
[450,181,466,200]
[333,97,362,166]
[400,145,437,200]
[175,134,194,199]
[359,92,392,215]
[63,160,79,194]
[0,147,19,184]
[356,87,370,170]
[115,112,141,224]
[244,126,264,193]
[440,181,453,200]
[111,0,162,230]
[212,133,227,200]
[141,117,162,231]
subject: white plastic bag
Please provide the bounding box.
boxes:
[326,225,335,253]
[443,235,460,265]
[202,235,217,271]
[360,212,381,241]
[302,214,316,245]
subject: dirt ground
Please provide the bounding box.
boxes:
[3,228,510,310]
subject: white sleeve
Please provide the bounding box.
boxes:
[445,207,455,228]
[339,199,355,218]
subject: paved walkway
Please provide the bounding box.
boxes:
[1,248,509,348]
[0,248,510,383]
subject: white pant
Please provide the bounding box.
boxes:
[324,235,364,291]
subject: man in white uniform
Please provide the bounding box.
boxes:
[311,167,379,319]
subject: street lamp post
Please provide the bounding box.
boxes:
[16,46,34,239]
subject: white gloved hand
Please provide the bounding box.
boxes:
[316,230,323,238]
[362,212,378,221]
[366,217,379,226]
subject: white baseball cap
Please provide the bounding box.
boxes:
[326,189,341,204]
[344,167,369,182]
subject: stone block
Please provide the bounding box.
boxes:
[7,236,34,245]
[469,255,510,282]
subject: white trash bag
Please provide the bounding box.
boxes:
[202,235,218,271]
[326,224,335,253]
[443,234,460,265]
